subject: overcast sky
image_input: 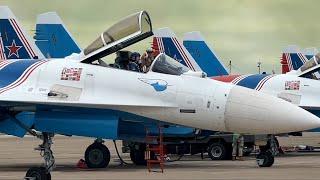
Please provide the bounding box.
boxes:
[2,0,319,74]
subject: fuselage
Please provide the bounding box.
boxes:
[0,58,230,132]
[0,58,319,135]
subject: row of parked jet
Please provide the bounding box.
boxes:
[1,6,320,180]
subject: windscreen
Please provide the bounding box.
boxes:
[151,53,190,75]
[84,11,152,56]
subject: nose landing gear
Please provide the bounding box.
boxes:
[256,135,278,167]
[25,133,55,180]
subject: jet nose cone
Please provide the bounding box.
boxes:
[224,86,320,134]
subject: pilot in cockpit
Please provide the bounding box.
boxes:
[127,52,141,72]
[140,48,155,73]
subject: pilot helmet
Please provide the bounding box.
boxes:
[130,52,140,61]
[146,48,153,53]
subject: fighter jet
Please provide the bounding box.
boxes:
[1,7,320,180]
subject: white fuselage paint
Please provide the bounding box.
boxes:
[1,59,320,135]
[0,59,229,131]
[258,74,320,109]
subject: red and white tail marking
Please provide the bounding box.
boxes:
[9,19,36,58]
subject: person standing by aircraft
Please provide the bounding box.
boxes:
[232,134,244,160]
[140,48,155,72]
[127,52,141,72]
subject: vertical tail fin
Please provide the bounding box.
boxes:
[152,28,202,72]
[183,32,229,76]
[34,12,81,58]
[0,6,43,60]
[280,45,313,73]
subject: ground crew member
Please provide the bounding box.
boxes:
[140,48,155,73]
[232,133,244,160]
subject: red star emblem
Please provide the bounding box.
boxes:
[5,40,22,58]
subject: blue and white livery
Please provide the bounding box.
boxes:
[34,12,81,58]
[0,7,319,178]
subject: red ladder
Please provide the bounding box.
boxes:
[145,125,164,173]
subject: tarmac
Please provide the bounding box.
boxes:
[0,135,320,180]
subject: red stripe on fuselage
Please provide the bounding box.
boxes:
[211,75,241,83]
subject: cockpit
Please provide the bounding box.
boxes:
[79,10,204,78]
[299,53,320,80]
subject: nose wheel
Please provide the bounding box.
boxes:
[25,167,51,180]
[256,135,277,167]
[24,133,55,180]
[256,151,274,167]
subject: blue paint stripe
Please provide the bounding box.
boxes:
[161,37,188,67]
[289,53,304,70]
[183,40,228,76]
[0,60,38,88]
[236,74,269,89]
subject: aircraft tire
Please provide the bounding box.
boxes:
[130,144,148,165]
[256,151,274,167]
[25,167,51,180]
[85,142,110,168]
[208,142,227,160]
[130,144,155,165]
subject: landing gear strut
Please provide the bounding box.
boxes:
[25,133,55,180]
[256,135,278,167]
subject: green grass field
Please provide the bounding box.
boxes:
[1,0,319,73]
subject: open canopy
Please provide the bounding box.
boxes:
[82,11,152,63]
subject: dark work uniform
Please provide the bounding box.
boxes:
[127,61,140,72]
